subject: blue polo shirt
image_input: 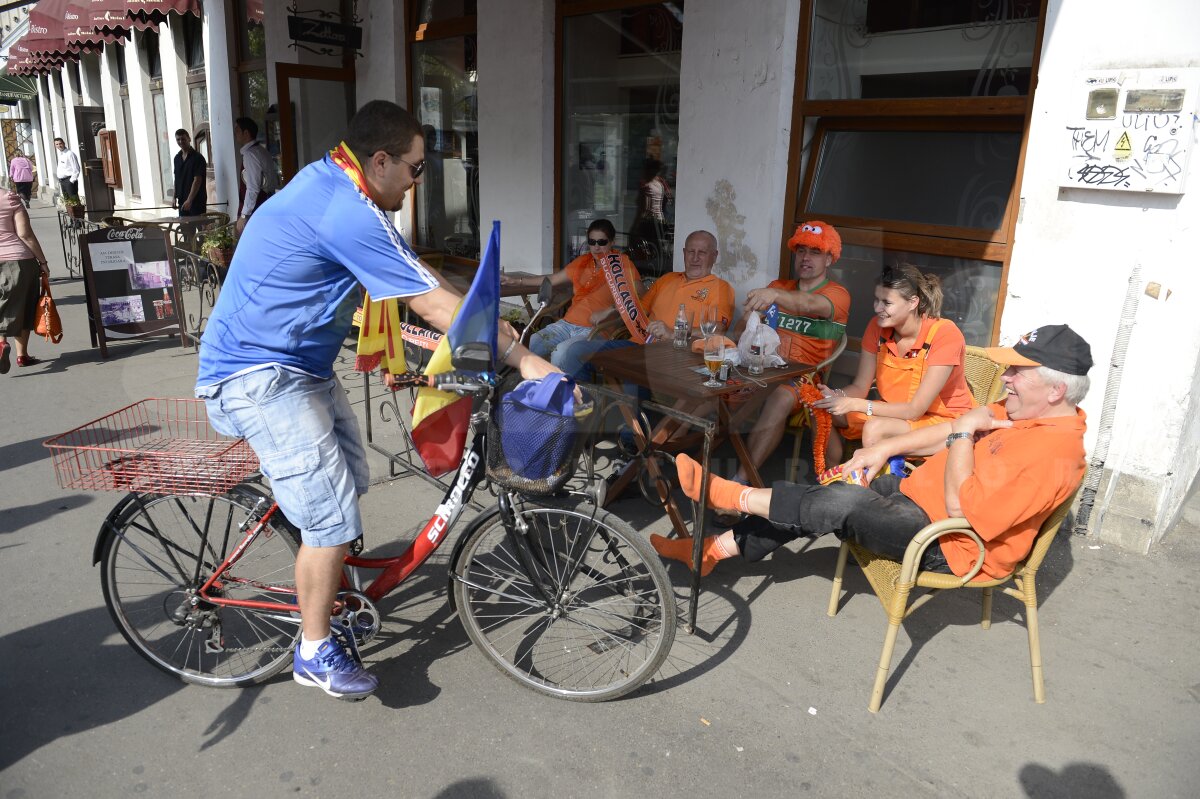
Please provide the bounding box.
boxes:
[196,154,439,386]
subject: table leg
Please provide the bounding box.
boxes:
[687,422,717,634]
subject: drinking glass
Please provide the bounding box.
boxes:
[698,304,719,337]
[702,335,725,388]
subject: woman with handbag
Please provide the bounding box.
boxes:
[0,188,52,373]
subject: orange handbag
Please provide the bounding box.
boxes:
[34,274,63,343]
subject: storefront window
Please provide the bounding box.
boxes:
[830,243,1000,346]
[411,34,479,259]
[561,3,683,276]
[808,0,1038,100]
[414,0,476,26]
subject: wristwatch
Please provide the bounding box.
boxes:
[945,431,973,449]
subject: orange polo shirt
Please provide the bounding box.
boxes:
[900,403,1087,581]
[562,251,642,328]
[640,271,735,329]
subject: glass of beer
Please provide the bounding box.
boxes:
[703,334,724,388]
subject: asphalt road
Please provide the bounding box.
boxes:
[3,202,1200,798]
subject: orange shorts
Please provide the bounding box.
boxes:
[839,411,953,441]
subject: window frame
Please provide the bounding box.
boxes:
[780,0,1050,346]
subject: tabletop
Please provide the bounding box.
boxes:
[588,340,814,401]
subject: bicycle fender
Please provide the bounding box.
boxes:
[92,492,143,565]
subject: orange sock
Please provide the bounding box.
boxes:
[650,534,732,576]
[675,454,753,512]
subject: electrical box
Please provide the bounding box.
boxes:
[1062,68,1199,194]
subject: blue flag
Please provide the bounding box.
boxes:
[448,220,500,360]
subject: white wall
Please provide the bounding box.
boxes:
[204,1,238,219]
[674,0,801,310]
[478,0,555,273]
[357,0,406,106]
[1009,0,1200,549]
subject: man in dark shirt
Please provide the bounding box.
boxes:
[173,129,207,216]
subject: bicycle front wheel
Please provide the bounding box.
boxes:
[452,502,675,702]
[99,485,302,688]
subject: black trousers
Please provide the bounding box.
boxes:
[59,177,78,199]
[13,182,31,205]
[731,475,952,573]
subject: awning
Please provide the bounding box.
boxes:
[25,0,77,65]
[64,0,106,53]
[89,0,156,42]
[0,75,39,102]
[126,0,201,25]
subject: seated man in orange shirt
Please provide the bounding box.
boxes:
[555,229,734,381]
[651,324,1091,581]
[732,221,851,481]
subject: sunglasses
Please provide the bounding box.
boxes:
[587,237,610,246]
[384,152,426,179]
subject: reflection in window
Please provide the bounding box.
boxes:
[830,243,1000,346]
[238,0,266,60]
[808,129,1021,230]
[561,3,683,276]
[414,0,476,26]
[239,71,269,137]
[808,0,1038,100]
[151,91,172,202]
[411,34,479,259]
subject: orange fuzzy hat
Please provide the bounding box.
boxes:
[787,221,841,263]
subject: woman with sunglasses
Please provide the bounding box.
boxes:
[501,218,641,367]
[811,263,975,462]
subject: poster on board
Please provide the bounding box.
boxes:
[80,226,187,358]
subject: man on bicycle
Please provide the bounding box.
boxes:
[195,100,558,701]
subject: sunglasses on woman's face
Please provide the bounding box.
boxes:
[588,238,609,246]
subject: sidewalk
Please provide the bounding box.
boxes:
[3,200,1199,798]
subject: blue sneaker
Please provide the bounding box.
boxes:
[292,638,379,700]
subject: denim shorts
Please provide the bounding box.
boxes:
[196,366,369,548]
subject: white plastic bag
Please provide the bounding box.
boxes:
[736,311,786,369]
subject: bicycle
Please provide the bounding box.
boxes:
[45,313,676,702]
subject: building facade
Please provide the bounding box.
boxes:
[3,0,1198,552]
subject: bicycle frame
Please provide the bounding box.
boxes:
[191,405,494,614]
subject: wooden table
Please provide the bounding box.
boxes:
[589,341,814,631]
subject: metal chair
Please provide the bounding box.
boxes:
[826,489,1079,712]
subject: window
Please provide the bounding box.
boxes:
[181,10,205,70]
[785,0,1044,345]
[559,2,684,276]
[141,29,162,80]
[235,0,268,139]
[151,90,173,202]
[409,2,479,261]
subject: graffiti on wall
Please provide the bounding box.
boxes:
[1062,69,1198,194]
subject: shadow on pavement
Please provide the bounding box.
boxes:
[1019,761,1125,798]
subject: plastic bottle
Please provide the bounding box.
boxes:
[748,322,765,375]
[162,287,173,317]
[672,303,689,349]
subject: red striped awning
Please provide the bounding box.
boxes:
[25,0,77,65]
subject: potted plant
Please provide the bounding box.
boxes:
[63,195,85,219]
[200,225,235,269]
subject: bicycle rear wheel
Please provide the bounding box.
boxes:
[99,484,302,687]
[452,502,675,702]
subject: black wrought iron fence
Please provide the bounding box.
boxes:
[173,246,225,349]
[57,209,103,279]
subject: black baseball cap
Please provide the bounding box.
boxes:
[985,324,1093,376]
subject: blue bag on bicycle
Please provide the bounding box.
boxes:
[498,374,579,481]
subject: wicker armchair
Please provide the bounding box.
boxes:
[827,489,1079,712]
[964,344,1007,405]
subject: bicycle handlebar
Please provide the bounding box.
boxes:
[387,370,496,396]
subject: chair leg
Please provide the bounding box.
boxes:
[827,541,849,617]
[980,586,993,629]
[788,425,802,483]
[869,616,904,713]
[1023,578,1046,703]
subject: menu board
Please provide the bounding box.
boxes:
[81,226,186,358]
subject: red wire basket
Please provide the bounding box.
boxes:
[43,398,259,496]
